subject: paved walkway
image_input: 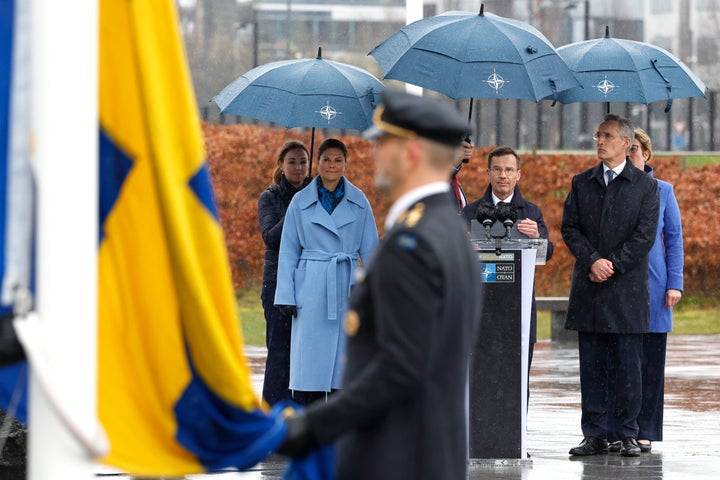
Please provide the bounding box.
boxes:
[140,334,720,479]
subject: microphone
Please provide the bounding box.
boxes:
[495,202,518,239]
[475,202,497,239]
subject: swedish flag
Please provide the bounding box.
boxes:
[98,0,284,475]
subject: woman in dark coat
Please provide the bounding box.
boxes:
[258,140,311,405]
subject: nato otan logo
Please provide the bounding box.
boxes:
[317,101,342,124]
[481,263,515,283]
[484,69,509,94]
[595,75,618,97]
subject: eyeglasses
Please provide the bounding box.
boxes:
[592,132,617,142]
[629,145,640,153]
[489,166,518,175]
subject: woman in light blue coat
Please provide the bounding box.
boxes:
[608,128,684,453]
[274,138,378,404]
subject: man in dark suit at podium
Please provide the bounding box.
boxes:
[463,146,554,369]
[562,114,659,458]
[278,89,483,480]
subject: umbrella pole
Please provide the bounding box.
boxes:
[605,102,610,115]
[308,127,316,178]
[466,98,474,142]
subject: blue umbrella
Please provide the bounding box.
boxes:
[212,48,383,171]
[368,6,580,104]
[550,26,707,113]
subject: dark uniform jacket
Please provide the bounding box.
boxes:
[561,161,659,333]
[463,185,554,343]
[303,192,482,480]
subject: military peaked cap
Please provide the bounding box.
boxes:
[364,89,469,147]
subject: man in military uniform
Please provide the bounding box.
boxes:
[277,89,483,480]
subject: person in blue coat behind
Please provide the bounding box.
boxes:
[274,138,378,404]
[607,128,684,453]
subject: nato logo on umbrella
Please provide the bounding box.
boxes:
[595,76,619,97]
[485,69,509,94]
[317,101,341,124]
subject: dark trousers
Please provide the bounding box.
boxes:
[579,332,643,440]
[261,281,292,405]
[607,333,666,442]
[637,333,667,441]
[527,341,534,405]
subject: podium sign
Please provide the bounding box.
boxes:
[469,245,535,460]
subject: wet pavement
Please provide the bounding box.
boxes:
[133,334,720,479]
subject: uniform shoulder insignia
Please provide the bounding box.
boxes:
[401,202,425,228]
[344,310,360,336]
[396,210,409,225]
[395,232,418,251]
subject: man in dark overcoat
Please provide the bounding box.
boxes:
[277,89,483,480]
[562,114,659,458]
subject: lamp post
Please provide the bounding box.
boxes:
[286,0,291,58]
[252,3,258,67]
[565,0,591,144]
[582,1,589,139]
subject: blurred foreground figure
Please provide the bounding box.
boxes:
[278,89,482,480]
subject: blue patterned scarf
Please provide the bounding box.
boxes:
[317,177,345,214]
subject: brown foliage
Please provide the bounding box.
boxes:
[204,123,719,298]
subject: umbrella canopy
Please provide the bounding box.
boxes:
[551,26,707,112]
[368,6,579,102]
[212,48,383,131]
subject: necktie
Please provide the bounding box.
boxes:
[606,170,616,185]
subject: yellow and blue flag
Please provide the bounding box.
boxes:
[98,0,284,475]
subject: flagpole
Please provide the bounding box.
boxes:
[29,0,97,479]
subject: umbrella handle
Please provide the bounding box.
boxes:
[651,58,674,113]
[308,127,316,178]
[464,99,473,146]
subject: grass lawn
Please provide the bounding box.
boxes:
[237,288,266,346]
[537,308,720,339]
[682,155,720,167]
[238,288,720,346]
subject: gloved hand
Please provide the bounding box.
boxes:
[276,304,297,317]
[276,412,318,459]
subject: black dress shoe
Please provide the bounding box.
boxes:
[638,440,652,453]
[621,437,641,457]
[569,437,609,456]
[608,441,622,453]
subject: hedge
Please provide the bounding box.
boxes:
[204,122,719,298]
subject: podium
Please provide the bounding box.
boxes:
[467,231,541,460]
